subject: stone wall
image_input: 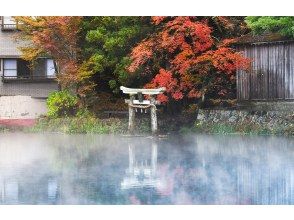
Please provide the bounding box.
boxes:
[197,109,294,129]
[0,96,47,119]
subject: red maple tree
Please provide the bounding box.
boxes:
[128,16,250,103]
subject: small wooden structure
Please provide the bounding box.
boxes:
[120,86,166,134]
[235,34,294,101]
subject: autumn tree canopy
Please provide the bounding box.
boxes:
[14,16,83,89]
[128,16,250,104]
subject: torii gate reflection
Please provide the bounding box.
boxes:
[121,140,164,190]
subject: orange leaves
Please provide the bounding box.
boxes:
[208,47,250,74]
[127,39,154,73]
[16,16,81,61]
[15,16,82,89]
[160,17,213,54]
[145,69,183,103]
[217,38,237,47]
[152,16,167,25]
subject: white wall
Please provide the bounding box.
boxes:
[0,95,47,119]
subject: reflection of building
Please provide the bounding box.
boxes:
[0,179,18,204]
[121,141,163,190]
[0,176,59,204]
[0,168,60,204]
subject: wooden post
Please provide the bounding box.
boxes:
[150,96,157,134]
[128,95,135,134]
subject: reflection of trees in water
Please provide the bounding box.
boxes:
[122,135,294,204]
[154,135,294,204]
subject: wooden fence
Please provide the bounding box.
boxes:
[236,41,294,101]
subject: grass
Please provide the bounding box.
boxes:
[27,110,198,135]
[29,116,127,134]
[29,116,158,134]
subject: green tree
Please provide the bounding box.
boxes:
[81,17,153,94]
[246,16,294,37]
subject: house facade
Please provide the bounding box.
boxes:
[0,16,59,119]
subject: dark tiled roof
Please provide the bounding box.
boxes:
[235,33,293,45]
[0,30,28,58]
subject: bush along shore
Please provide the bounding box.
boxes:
[28,111,198,135]
[23,90,198,135]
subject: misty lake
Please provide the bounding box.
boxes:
[0,132,293,205]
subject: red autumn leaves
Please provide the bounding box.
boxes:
[128,16,250,103]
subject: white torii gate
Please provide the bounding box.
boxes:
[120,86,166,134]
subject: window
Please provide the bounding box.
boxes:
[2,58,56,80]
[3,59,17,77]
[1,16,17,30]
[3,16,16,25]
[18,59,31,77]
[46,59,56,77]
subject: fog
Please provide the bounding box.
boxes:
[0,133,293,204]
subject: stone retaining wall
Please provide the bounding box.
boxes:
[197,109,294,128]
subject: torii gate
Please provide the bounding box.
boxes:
[120,86,166,134]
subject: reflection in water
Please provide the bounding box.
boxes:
[48,178,59,202]
[0,180,18,204]
[0,133,293,204]
[121,141,165,190]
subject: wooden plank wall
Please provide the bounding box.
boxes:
[236,42,294,101]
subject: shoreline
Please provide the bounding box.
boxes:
[1,115,293,137]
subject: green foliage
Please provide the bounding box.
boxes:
[76,107,96,118]
[246,16,294,38]
[31,117,127,134]
[81,17,153,93]
[47,90,79,118]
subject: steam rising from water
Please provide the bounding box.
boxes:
[0,133,293,204]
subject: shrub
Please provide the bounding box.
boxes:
[76,108,95,118]
[47,90,78,118]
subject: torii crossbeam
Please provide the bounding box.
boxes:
[120,86,166,134]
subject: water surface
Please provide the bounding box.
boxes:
[0,133,293,205]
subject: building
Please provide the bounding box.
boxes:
[0,16,58,119]
[236,33,294,105]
